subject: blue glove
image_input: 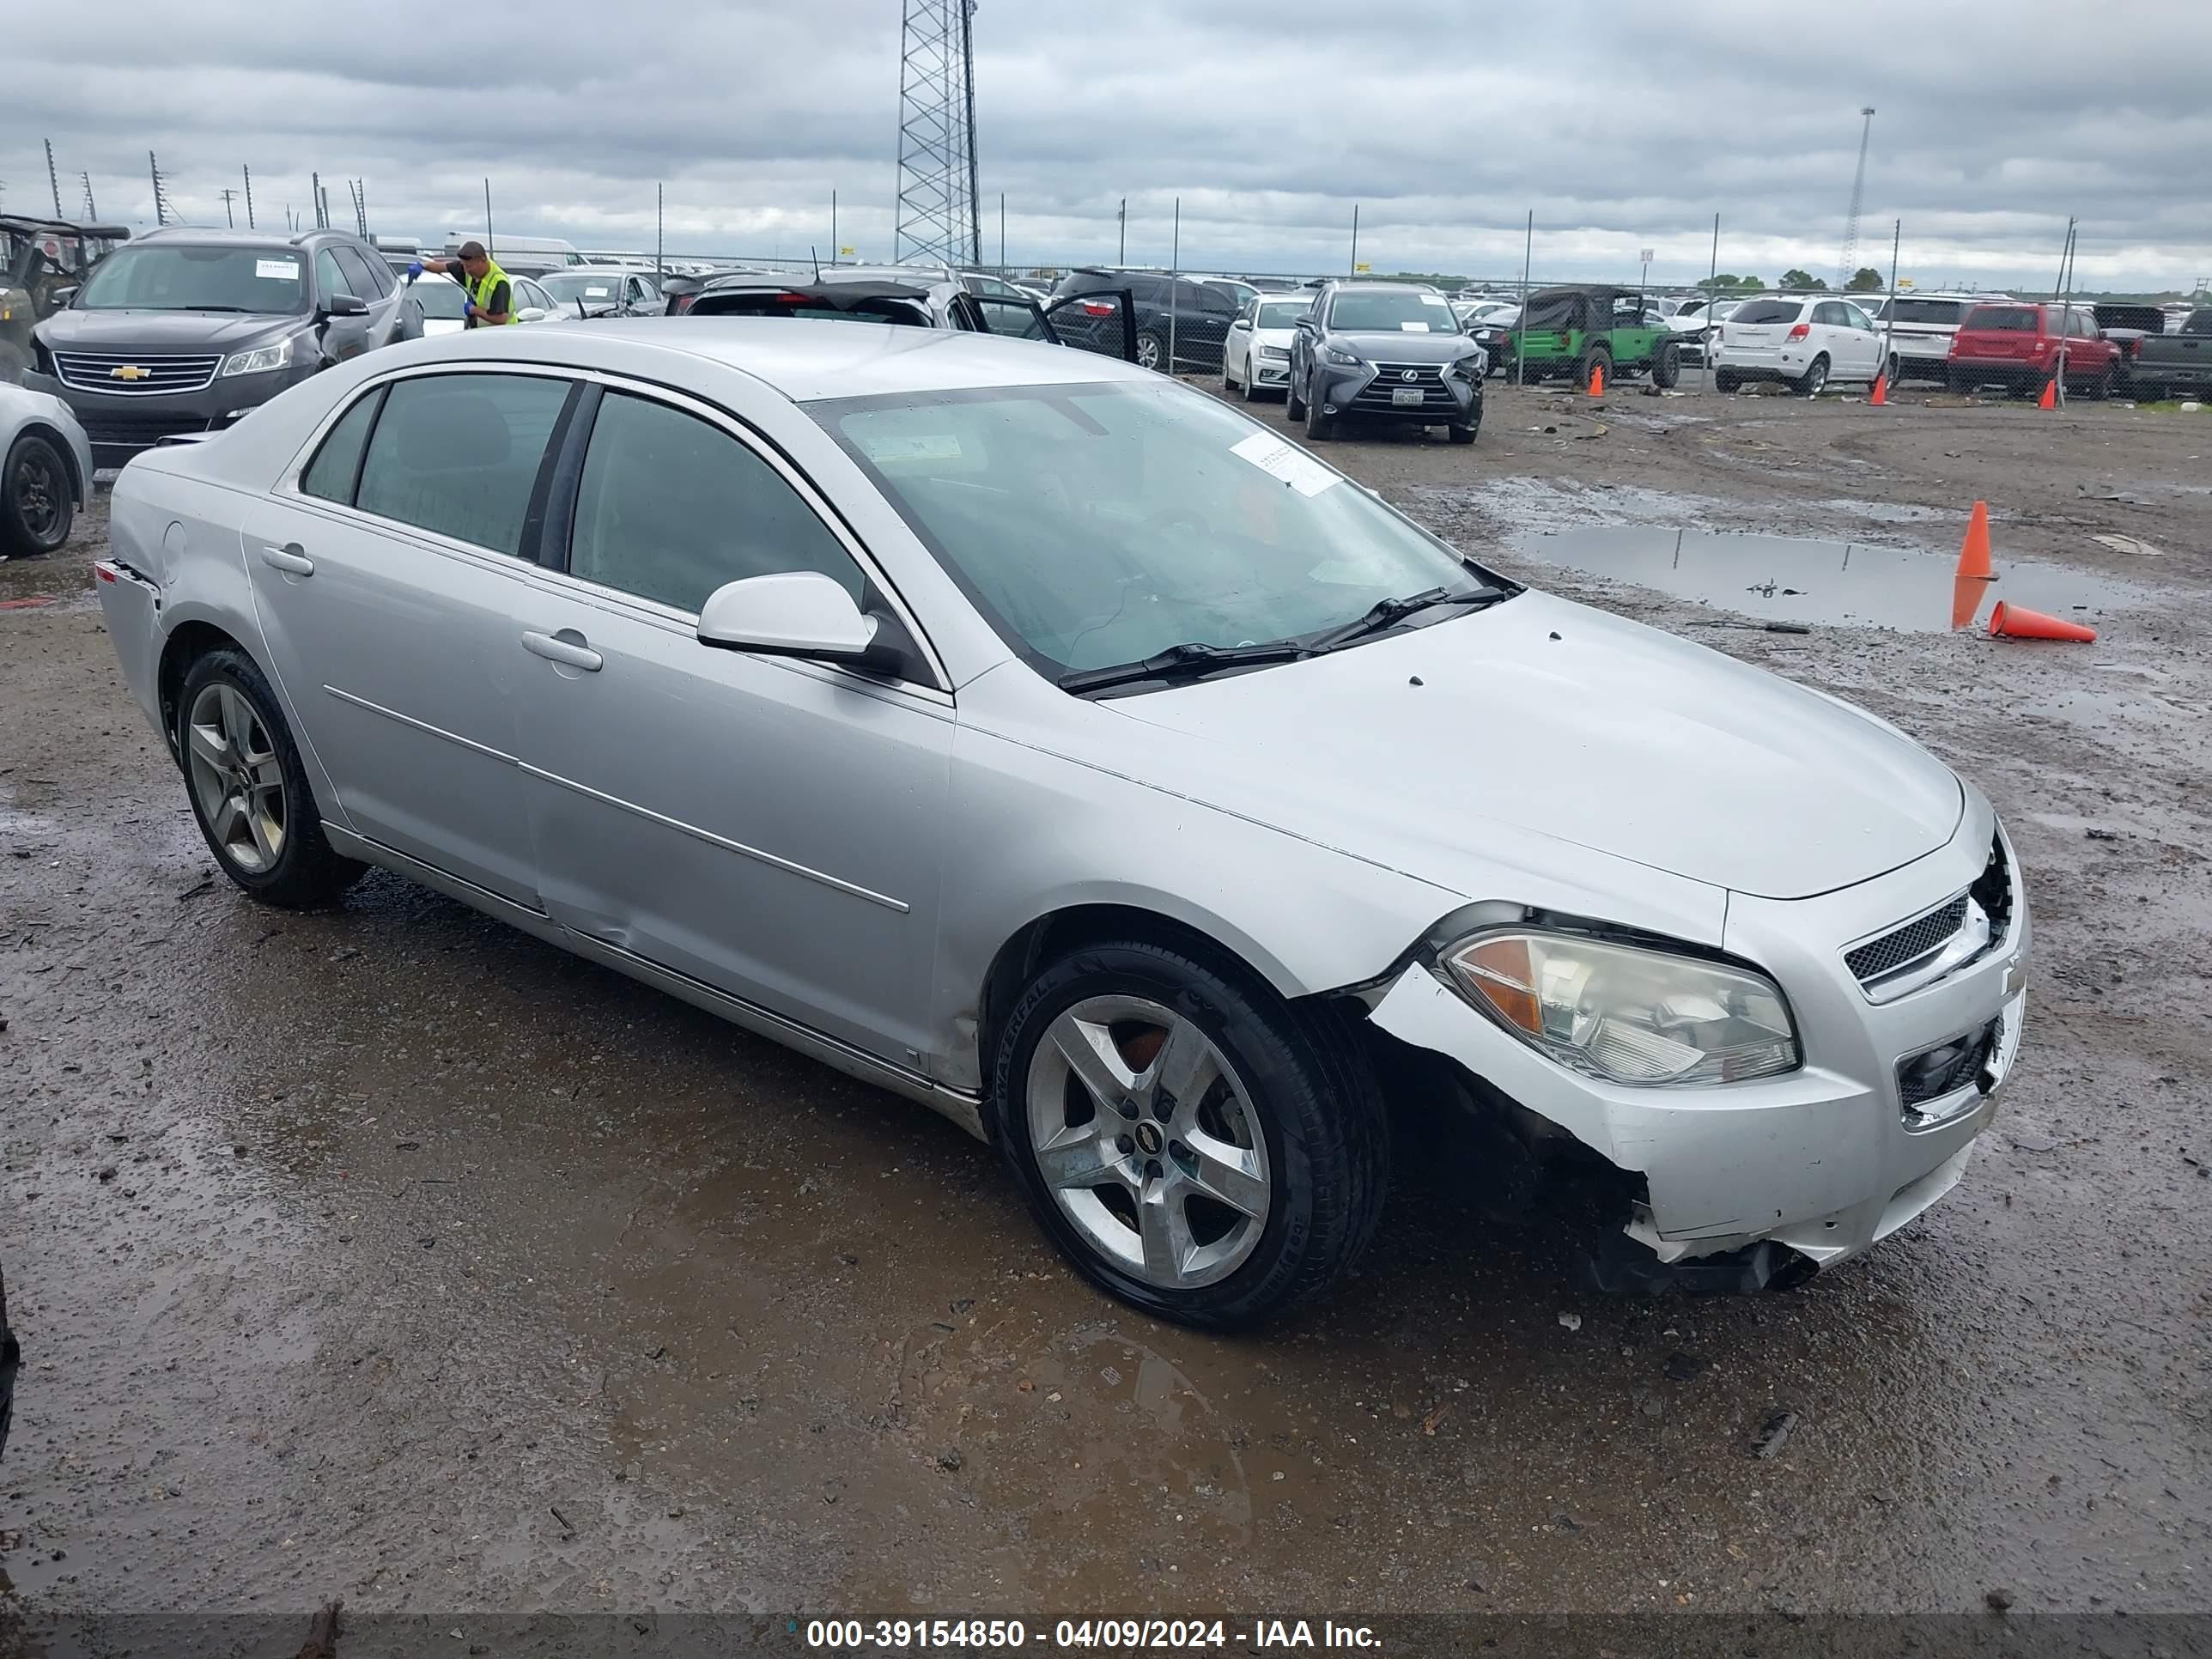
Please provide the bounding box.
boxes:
[463,297,477,319]
[407,261,424,279]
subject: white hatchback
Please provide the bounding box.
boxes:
[1715,295,1885,395]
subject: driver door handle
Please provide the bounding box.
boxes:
[259,544,314,577]
[521,629,603,672]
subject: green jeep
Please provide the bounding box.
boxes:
[1,216,131,384]
[1498,284,1681,389]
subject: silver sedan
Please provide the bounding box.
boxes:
[94,320,2029,1327]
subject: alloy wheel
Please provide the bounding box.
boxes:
[1024,994,1272,1290]
[185,683,288,875]
[9,448,63,544]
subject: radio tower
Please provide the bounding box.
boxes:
[894,0,981,265]
[1838,106,1875,289]
[149,151,174,227]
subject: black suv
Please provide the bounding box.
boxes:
[1046,269,1240,374]
[1287,282,1484,444]
[27,225,416,466]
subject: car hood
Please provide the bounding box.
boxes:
[35,308,303,350]
[1088,591,1962,902]
[1254,327,1299,347]
[1328,329,1476,362]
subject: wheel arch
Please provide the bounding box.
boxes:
[975,900,1312,1103]
[156,618,263,756]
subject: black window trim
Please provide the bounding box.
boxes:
[530,371,952,696]
[276,364,583,566]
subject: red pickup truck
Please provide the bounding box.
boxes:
[1948,302,2122,398]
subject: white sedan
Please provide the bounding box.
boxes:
[1220,294,1314,399]
[408,271,565,336]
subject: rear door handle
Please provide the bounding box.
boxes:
[521,629,603,672]
[259,544,314,577]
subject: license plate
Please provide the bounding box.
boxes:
[1391,386,1425,407]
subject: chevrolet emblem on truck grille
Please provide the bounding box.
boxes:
[110,365,151,381]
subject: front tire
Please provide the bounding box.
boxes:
[1447,420,1478,445]
[992,939,1388,1329]
[177,648,366,908]
[1715,368,1741,393]
[1285,372,1309,422]
[1650,340,1680,388]
[2,433,74,559]
[1304,395,1334,441]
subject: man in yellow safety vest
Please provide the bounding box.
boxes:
[407,241,514,326]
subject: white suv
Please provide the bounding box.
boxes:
[1714,295,1885,395]
[1859,292,2016,383]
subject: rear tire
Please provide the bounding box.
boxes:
[177,648,366,908]
[1580,343,1613,392]
[1135,331,1166,374]
[991,939,1389,1330]
[2,432,74,559]
[1796,354,1830,397]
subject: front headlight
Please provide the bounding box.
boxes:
[1323,346,1364,367]
[1441,931,1799,1086]
[222,337,295,377]
[1259,344,1290,360]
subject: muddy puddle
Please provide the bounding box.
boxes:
[1503,525,2146,633]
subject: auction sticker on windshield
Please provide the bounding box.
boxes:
[255,260,301,281]
[1230,432,1338,497]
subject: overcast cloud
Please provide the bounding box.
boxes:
[6,0,2209,290]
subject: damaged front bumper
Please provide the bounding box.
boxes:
[1371,811,2030,1285]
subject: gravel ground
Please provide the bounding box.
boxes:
[1,382,2207,1644]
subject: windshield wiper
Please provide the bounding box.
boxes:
[1058,639,1310,696]
[1305,584,1512,653]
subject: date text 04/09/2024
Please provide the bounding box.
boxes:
[801,1620,1381,1650]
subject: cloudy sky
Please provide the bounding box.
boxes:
[6,0,2209,291]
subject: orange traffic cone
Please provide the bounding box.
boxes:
[1957,500,1995,581]
[2037,378,2057,410]
[1587,362,1604,397]
[1949,573,1986,631]
[1990,601,2095,643]
[1869,373,1887,406]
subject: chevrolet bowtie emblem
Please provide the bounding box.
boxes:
[110,365,151,381]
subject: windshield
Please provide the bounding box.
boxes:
[1255,301,1310,329]
[542,270,624,303]
[410,278,468,319]
[814,380,1497,679]
[1327,289,1456,333]
[75,244,308,313]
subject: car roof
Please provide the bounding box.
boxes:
[133,224,358,249]
[390,316,1153,404]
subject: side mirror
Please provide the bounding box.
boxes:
[1293,315,1317,332]
[324,294,370,318]
[48,284,79,308]
[1228,317,1250,331]
[698,572,890,668]
[517,307,545,324]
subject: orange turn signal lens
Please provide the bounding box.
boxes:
[1454,935,1542,1034]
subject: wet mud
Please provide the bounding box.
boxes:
[3,386,2208,1630]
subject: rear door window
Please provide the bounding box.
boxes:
[355,373,574,556]
[567,390,864,612]
[1813,301,1850,327]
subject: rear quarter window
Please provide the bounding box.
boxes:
[1963,306,2038,332]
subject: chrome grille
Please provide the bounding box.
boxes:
[1352,362,1450,410]
[1846,896,1968,982]
[52,350,222,396]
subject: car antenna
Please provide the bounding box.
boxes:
[811,246,822,283]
